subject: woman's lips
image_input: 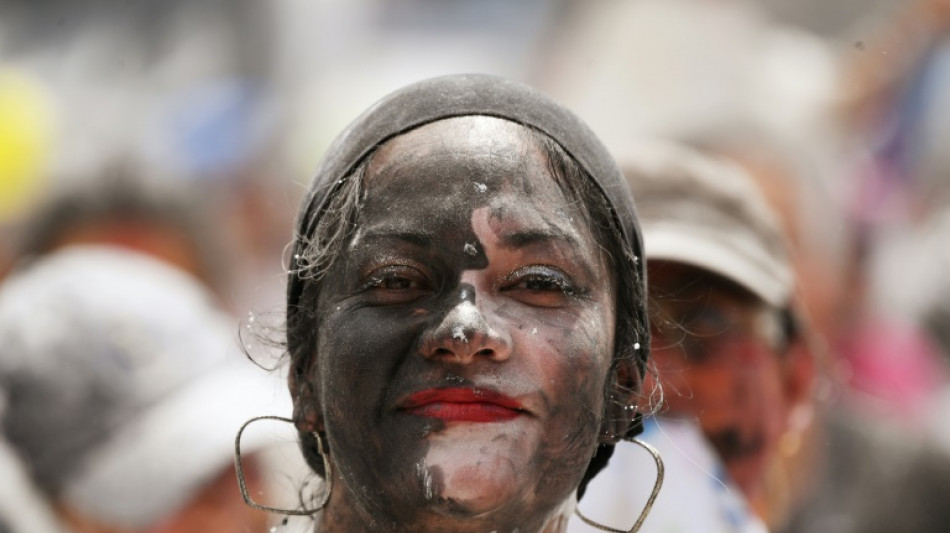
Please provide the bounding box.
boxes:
[399,387,526,422]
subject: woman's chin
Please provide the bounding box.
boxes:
[418,429,535,515]
[432,464,520,515]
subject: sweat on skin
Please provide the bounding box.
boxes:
[292,116,626,533]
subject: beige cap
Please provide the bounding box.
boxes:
[620,142,793,308]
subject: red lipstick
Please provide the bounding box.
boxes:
[399,388,525,422]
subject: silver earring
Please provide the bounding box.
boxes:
[574,437,665,533]
[234,415,332,516]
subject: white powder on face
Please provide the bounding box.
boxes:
[416,462,435,500]
[448,301,483,345]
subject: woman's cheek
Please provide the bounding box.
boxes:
[314,307,436,501]
[528,317,610,429]
[316,307,413,438]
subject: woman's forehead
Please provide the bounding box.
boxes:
[366,116,543,182]
[359,117,577,226]
[351,117,600,257]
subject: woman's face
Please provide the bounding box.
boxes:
[297,116,620,531]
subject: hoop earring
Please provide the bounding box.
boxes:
[574,437,665,533]
[234,415,333,516]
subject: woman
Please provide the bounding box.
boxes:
[270,74,654,532]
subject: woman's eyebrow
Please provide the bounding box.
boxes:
[355,230,433,248]
[498,229,579,250]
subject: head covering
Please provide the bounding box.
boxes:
[618,142,793,307]
[288,73,646,327]
[0,246,289,529]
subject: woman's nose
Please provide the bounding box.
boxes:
[420,299,512,363]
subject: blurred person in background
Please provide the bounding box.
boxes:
[0,245,289,533]
[574,143,813,533]
[11,163,231,306]
[695,132,950,533]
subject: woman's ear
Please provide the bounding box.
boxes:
[288,360,323,434]
[289,358,333,478]
[600,355,645,443]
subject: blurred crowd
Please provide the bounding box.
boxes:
[1,0,949,532]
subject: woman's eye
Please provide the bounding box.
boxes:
[361,266,431,304]
[503,266,581,308]
[517,276,568,292]
[371,277,417,290]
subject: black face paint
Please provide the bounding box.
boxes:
[305,117,617,532]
